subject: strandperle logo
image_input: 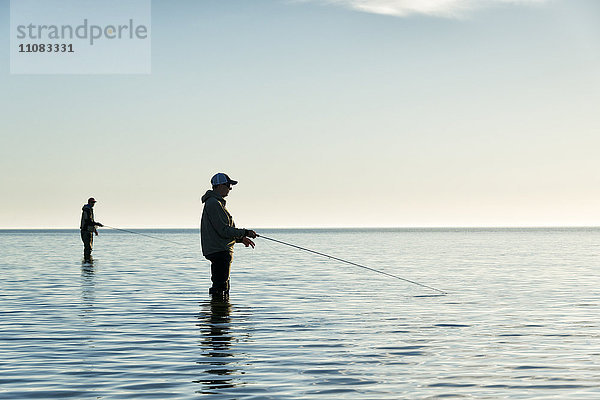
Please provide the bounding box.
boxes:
[15,19,149,46]
[10,0,151,74]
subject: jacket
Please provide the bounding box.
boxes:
[80,204,99,232]
[200,190,246,256]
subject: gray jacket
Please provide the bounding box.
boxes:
[80,204,100,232]
[200,190,246,256]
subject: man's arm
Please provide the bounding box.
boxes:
[93,221,103,235]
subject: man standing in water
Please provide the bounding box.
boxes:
[80,197,103,261]
[201,173,257,297]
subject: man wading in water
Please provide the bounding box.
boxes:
[80,197,103,261]
[201,173,257,298]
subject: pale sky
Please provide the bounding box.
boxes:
[1,0,599,228]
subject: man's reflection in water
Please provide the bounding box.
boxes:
[79,261,99,379]
[80,260,96,311]
[196,297,240,394]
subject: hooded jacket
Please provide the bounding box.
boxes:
[80,204,98,232]
[200,190,246,256]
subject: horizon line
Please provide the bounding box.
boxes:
[1,225,599,230]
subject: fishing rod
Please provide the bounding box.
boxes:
[257,234,447,295]
[103,225,190,247]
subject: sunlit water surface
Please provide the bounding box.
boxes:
[1,228,599,399]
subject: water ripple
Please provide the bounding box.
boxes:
[1,229,600,399]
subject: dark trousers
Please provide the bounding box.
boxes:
[81,230,93,259]
[205,251,233,293]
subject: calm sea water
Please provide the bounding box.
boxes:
[1,228,599,399]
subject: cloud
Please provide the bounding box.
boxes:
[310,0,548,17]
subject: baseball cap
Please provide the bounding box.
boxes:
[88,197,97,203]
[211,173,238,186]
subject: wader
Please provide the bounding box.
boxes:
[205,251,232,296]
[80,204,96,261]
[81,230,93,260]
